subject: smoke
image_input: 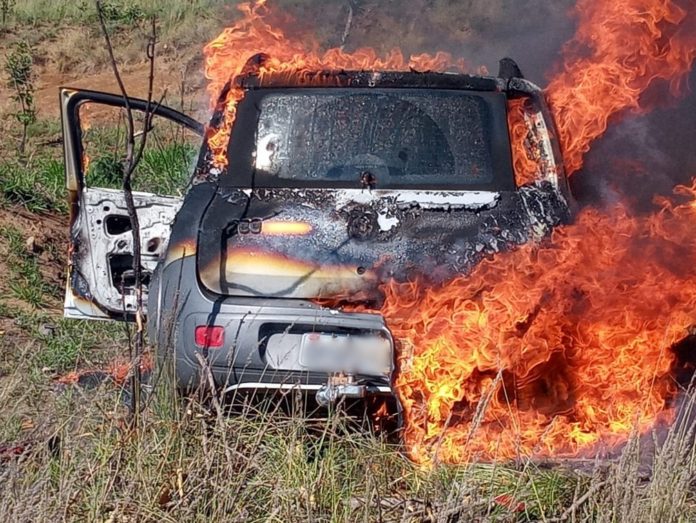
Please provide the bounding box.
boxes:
[577,67,696,209]
[273,0,695,209]
[274,0,576,82]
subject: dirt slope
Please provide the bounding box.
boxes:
[0,206,66,341]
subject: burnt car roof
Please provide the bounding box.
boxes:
[237,70,503,92]
[231,54,541,95]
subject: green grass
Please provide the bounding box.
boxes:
[0,119,67,213]
[0,224,61,307]
[6,0,232,28]
[39,317,126,372]
[0,157,66,214]
[0,299,127,372]
[0,115,199,214]
[79,110,200,196]
[137,142,198,196]
[87,142,198,196]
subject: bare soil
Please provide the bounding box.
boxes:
[0,206,66,337]
[2,60,209,125]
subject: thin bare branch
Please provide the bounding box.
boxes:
[95,0,134,159]
[95,0,159,428]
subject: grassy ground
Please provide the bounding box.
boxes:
[1,0,230,73]
[1,1,696,521]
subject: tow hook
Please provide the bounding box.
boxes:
[316,373,366,406]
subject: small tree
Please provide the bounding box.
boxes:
[96,0,157,428]
[5,41,36,156]
[1,0,16,27]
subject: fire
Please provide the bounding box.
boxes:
[57,354,154,387]
[203,1,466,169]
[387,185,696,462]
[82,152,91,175]
[392,0,696,461]
[79,104,93,174]
[507,98,543,187]
[201,0,696,462]
[547,0,696,175]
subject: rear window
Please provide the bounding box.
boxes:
[225,88,514,191]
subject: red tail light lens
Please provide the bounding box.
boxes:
[195,326,224,348]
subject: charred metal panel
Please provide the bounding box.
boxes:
[239,70,502,92]
[197,184,570,301]
[66,188,181,319]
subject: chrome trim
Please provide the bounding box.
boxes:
[223,382,392,394]
[223,382,322,393]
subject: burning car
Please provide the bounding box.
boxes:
[61,58,572,416]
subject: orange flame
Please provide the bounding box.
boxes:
[389,0,695,461]
[57,354,154,387]
[547,0,696,175]
[79,105,93,174]
[203,1,467,169]
[508,98,543,187]
[382,183,696,462]
[82,153,91,175]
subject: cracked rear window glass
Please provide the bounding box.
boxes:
[252,90,496,186]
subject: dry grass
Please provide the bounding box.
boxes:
[9,0,230,27]
[0,0,230,81]
[2,343,696,522]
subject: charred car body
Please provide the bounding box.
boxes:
[61,58,572,416]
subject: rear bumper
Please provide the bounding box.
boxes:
[150,254,395,397]
[222,381,393,407]
[222,382,392,395]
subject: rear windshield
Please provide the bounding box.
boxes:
[225,88,514,191]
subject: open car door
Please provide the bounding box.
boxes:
[61,88,204,320]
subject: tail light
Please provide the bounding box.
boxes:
[195,325,225,348]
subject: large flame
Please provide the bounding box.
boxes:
[547,0,696,175]
[507,98,544,187]
[202,0,696,462]
[387,185,696,462]
[395,0,696,462]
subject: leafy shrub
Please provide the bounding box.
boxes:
[4,41,36,155]
[97,0,145,25]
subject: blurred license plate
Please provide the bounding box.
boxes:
[299,333,390,375]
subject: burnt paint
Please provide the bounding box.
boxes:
[196,183,570,299]
[61,88,204,320]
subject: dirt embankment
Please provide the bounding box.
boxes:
[2,61,209,125]
[0,206,66,339]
